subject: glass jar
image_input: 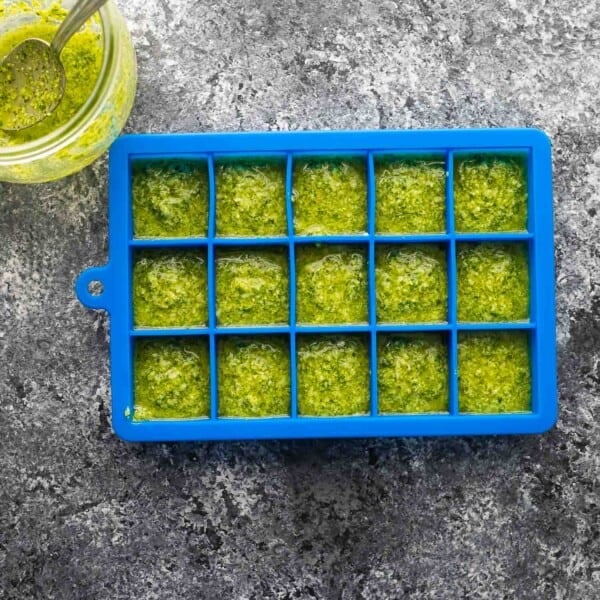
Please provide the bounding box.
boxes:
[0,0,137,183]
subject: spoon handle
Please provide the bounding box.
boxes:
[51,0,111,55]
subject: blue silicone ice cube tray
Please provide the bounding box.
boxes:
[75,128,556,442]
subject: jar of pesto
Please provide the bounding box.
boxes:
[0,0,137,183]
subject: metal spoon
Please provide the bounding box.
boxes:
[0,0,109,132]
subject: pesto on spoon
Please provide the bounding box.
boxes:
[0,0,109,132]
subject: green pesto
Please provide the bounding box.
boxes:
[134,338,210,420]
[297,336,370,416]
[457,244,529,322]
[132,161,209,238]
[376,244,447,323]
[375,159,446,233]
[0,40,65,131]
[216,161,287,236]
[133,250,208,328]
[378,335,448,413]
[0,2,103,146]
[218,336,290,417]
[216,248,289,326]
[293,159,367,234]
[296,245,368,325]
[458,332,531,413]
[454,155,528,232]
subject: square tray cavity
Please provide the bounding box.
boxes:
[75,128,556,442]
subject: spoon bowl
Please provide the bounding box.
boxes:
[0,39,65,132]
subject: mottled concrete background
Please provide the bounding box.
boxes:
[1,1,599,598]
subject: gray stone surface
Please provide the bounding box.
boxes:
[1,0,598,598]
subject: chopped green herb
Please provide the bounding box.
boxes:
[296,245,368,325]
[457,244,529,322]
[218,336,290,417]
[133,250,208,328]
[454,155,527,232]
[297,336,370,416]
[132,160,208,238]
[216,248,289,326]
[378,334,448,413]
[375,158,446,233]
[376,244,447,323]
[134,338,210,420]
[216,161,287,236]
[293,159,367,234]
[459,332,531,413]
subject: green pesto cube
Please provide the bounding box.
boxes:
[457,244,529,322]
[296,245,368,325]
[216,161,287,236]
[293,159,367,234]
[454,155,527,232]
[133,251,208,328]
[297,336,370,416]
[376,244,447,323]
[132,160,209,238]
[375,158,446,233]
[218,337,290,417]
[459,332,531,413]
[134,338,210,420]
[216,248,289,326]
[378,335,448,414]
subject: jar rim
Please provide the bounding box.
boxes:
[0,1,118,163]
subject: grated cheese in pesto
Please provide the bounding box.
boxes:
[375,158,446,233]
[454,155,527,232]
[133,250,208,328]
[458,332,531,413]
[216,248,289,326]
[218,336,290,417]
[296,245,368,325]
[293,159,367,235]
[132,160,209,238]
[216,161,287,236]
[457,243,529,322]
[297,336,370,416]
[376,244,447,323]
[378,334,448,413]
[134,338,210,420]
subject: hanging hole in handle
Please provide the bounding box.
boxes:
[88,280,104,297]
[75,265,112,311]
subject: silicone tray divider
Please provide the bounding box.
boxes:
[207,154,218,420]
[446,150,459,416]
[294,234,370,244]
[376,323,452,332]
[295,324,371,334]
[454,232,532,242]
[286,153,298,419]
[367,152,378,417]
[456,322,535,332]
[214,237,289,247]
[375,234,449,243]
[129,238,208,248]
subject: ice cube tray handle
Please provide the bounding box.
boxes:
[75,265,113,311]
